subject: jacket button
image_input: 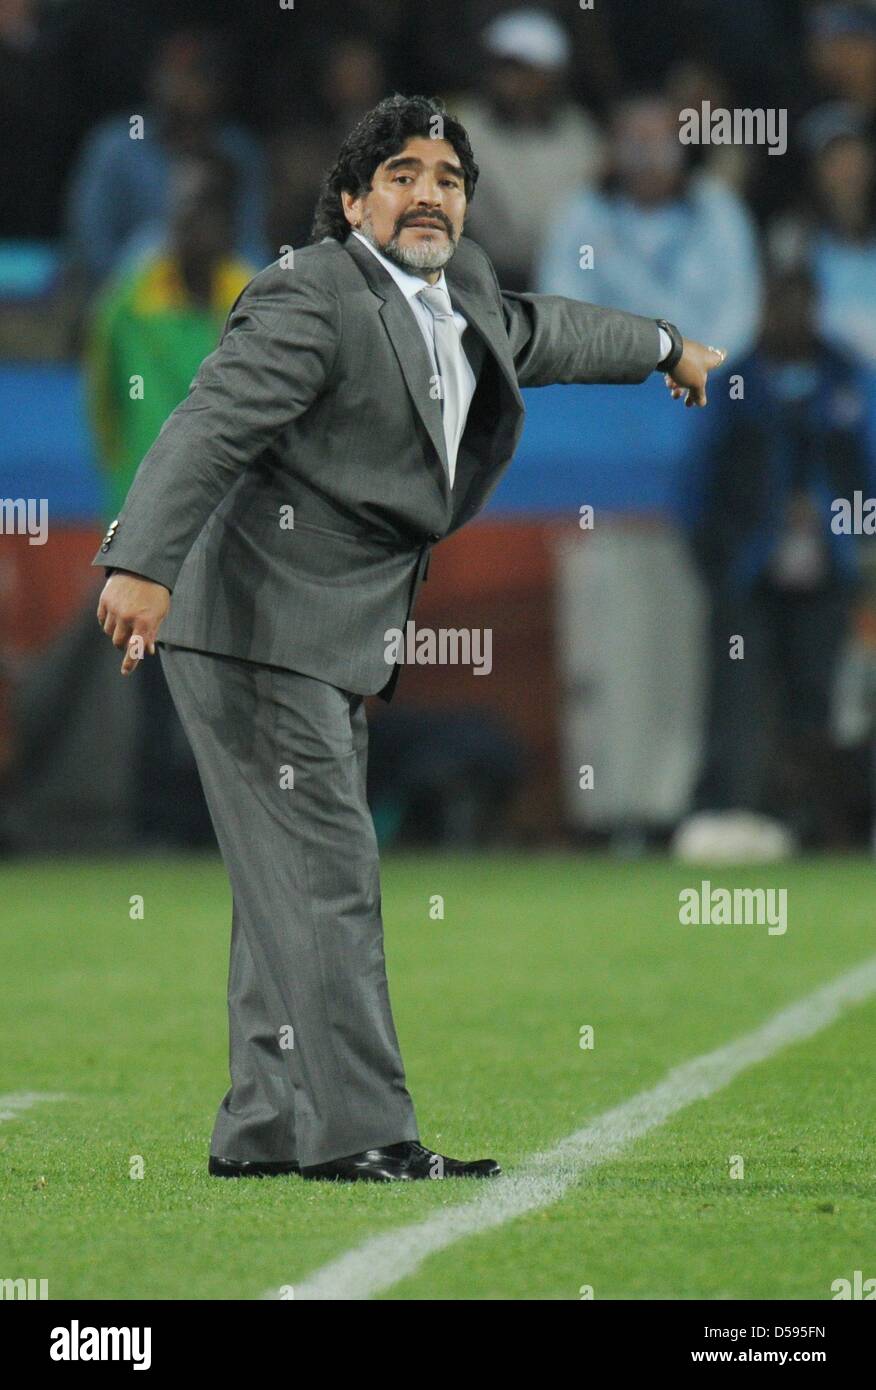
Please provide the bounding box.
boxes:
[429,532,440,542]
[101,542,110,551]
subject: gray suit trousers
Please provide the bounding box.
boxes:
[158,640,419,1167]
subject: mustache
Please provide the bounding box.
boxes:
[398,214,452,234]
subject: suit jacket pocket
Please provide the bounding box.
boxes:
[248,512,416,590]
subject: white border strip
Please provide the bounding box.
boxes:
[284,954,876,1300]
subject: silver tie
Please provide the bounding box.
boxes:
[417,283,467,487]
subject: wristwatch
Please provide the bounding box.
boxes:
[656,319,684,373]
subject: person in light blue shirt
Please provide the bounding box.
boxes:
[536,95,763,361]
[66,29,269,287]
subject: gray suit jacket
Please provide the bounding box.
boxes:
[92,231,663,699]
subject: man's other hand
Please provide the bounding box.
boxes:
[97,571,170,675]
[664,340,727,407]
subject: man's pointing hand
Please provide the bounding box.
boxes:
[664,340,727,408]
[97,571,170,675]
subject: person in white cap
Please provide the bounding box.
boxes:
[449,7,606,291]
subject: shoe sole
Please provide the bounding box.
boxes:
[300,1166,501,1182]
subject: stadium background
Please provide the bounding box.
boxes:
[3,0,876,853]
[1,0,875,1305]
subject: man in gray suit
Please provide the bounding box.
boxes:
[95,95,725,1182]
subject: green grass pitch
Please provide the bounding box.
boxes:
[0,852,873,1300]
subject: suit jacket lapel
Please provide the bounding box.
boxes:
[443,254,523,412]
[444,254,526,485]
[341,232,525,498]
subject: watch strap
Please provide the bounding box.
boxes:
[656,319,684,373]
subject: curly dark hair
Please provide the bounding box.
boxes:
[309,93,479,243]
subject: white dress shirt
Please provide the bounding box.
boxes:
[352,229,476,485]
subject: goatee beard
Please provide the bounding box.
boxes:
[360,222,456,272]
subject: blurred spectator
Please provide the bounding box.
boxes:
[663,59,752,197]
[536,94,763,361]
[687,267,870,845]
[769,103,876,367]
[266,34,387,255]
[449,7,606,291]
[66,28,268,287]
[77,150,249,851]
[84,150,255,521]
[805,2,876,126]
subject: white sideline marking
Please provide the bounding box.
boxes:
[0,1092,67,1122]
[283,954,876,1301]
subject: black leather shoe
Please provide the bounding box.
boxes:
[300,1140,501,1182]
[208,1155,300,1178]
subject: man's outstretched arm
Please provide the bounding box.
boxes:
[487,253,726,403]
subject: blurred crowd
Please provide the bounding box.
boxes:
[3,0,876,852]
